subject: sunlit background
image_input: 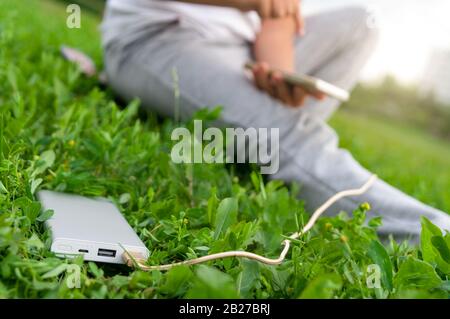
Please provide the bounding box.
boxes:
[52,0,450,138]
[302,1,450,211]
[305,0,450,101]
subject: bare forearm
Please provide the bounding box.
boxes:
[253,18,296,72]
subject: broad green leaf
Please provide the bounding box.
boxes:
[420,216,442,264]
[36,209,54,222]
[214,198,238,240]
[33,149,56,176]
[446,233,450,248]
[26,233,44,250]
[367,240,394,291]
[88,262,104,278]
[30,178,43,194]
[119,193,131,204]
[42,264,67,279]
[110,275,130,289]
[161,266,193,297]
[23,201,42,223]
[440,280,450,292]
[368,216,382,228]
[394,258,442,290]
[187,265,239,298]
[237,260,259,297]
[299,274,342,299]
[420,217,450,273]
[431,236,450,264]
[32,279,59,291]
[40,149,56,168]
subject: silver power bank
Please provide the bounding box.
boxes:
[37,190,150,264]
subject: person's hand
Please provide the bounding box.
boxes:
[254,0,304,35]
[251,62,325,107]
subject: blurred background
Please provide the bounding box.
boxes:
[306,0,450,141]
[25,0,450,211]
[61,0,450,140]
[308,0,450,84]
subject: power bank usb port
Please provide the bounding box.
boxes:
[97,248,116,258]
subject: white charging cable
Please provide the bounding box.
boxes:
[123,175,377,271]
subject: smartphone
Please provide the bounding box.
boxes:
[245,62,350,102]
[38,190,150,264]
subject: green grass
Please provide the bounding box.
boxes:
[0,0,449,299]
[331,111,450,213]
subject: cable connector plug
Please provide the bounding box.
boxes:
[122,250,147,268]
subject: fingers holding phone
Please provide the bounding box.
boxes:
[251,62,325,107]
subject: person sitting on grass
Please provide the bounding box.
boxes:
[101,0,450,242]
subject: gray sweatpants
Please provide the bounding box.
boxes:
[101,6,450,242]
